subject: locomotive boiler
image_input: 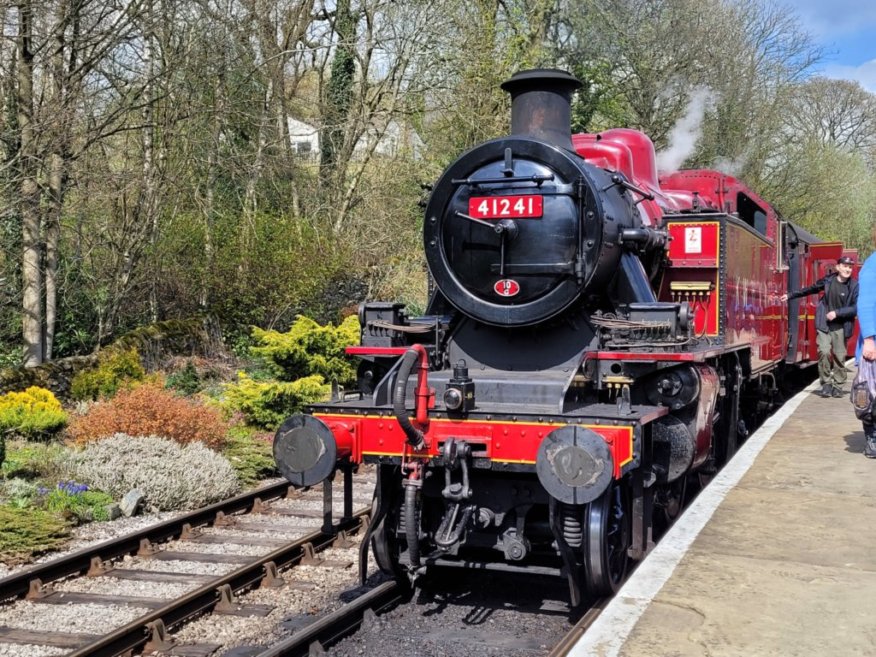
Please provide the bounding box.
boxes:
[273,69,844,605]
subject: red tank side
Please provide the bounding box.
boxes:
[572,129,686,226]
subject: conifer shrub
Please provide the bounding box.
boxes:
[223,426,278,487]
[67,383,228,448]
[0,388,68,464]
[165,361,202,395]
[222,373,328,429]
[0,505,70,563]
[70,347,146,401]
[221,315,358,429]
[62,434,240,510]
[250,315,360,384]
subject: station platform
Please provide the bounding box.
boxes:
[571,378,876,657]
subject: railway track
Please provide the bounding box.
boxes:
[0,375,808,657]
[0,471,374,657]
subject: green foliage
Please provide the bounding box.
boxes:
[222,373,329,429]
[1,439,66,480]
[166,362,202,395]
[40,481,114,523]
[250,315,360,385]
[0,504,70,563]
[159,209,348,341]
[223,426,278,487]
[0,387,68,445]
[70,347,146,401]
[569,58,634,132]
[760,140,876,254]
[1,478,41,508]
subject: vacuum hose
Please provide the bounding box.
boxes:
[393,347,426,450]
[404,478,421,571]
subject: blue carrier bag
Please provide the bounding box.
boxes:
[851,359,876,422]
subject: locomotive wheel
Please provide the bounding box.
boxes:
[653,475,687,538]
[716,358,743,466]
[369,467,407,583]
[583,483,630,596]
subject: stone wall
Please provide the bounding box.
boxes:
[0,317,226,399]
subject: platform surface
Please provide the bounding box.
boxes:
[572,379,876,657]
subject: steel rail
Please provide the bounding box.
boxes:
[0,480,292,602]
[66,508,370,657]
[254,579,406,657]
[547,597,610,657]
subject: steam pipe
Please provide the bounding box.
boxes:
[618,252,658,303]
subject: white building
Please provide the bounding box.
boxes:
[287,117,423,160]
[287,118,319,158]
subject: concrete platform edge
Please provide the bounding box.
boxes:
[568,377,821,657]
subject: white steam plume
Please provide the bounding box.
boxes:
[655,87,717,172]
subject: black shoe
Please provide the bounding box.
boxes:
[865,440,876,458]
[831,386,844,398]
[817,383,831,397]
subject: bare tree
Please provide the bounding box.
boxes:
[16,0,41,366]
[783,77,876,154]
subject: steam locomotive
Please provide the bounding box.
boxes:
[273,69,853,605]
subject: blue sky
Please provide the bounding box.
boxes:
[793,1,876,91]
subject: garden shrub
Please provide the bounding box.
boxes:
[1,440,67,480]
[62,434,240,510]
[68,383,228,448]
[39,481,114,523]
[250,315,360,384]
[166,361,202,395]
[222,373,328,429]
[223,426,278,487]
[70,347,146,401]
[1,478,41,508]
[0,504,70,563]
[0,388,68,459]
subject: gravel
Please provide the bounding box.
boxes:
[0,644,66,657]
[0,510,184,580]
[122,558,239,576]
[0,470,379,656]
[0,600,148,634]
[169,541,269,557]
[171,544,366,654]
[326,569,574,657]
[54,574,197,599]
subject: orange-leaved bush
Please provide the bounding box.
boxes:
[67,383,228,449]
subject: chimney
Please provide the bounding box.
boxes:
[500,69,582,151]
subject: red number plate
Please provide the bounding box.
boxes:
[468,195,543,219]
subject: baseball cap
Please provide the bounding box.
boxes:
[837,255,854,265]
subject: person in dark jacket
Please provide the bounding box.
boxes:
[782,256,859,397]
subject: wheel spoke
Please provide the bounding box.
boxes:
[583,483,630,596]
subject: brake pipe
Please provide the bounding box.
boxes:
[393,344,432,450]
